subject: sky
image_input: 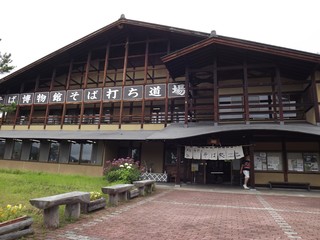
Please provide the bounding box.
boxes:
[1,0,320,77]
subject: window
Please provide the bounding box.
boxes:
[165,148,177,165]
[80,143,93,164]
[219,96,244,120]
[12,140,22,160]
[254,152,283,171]
[48,142,60,162]
[0,139,5,159]
[249,95,273,120]
[69,143,81,163]
[69,142,94,164]
[118,147,140,162]
[29,141,40,161]
[288,152,319,172]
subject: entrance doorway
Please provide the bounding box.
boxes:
[206,161,231,184]
[189,160,233,185]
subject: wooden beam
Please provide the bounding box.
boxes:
[102,42,110,87]
[44,68,56,129]
[243,61,249,123]
[311,71,320,124]
[275,68,284,123]
[141,39,149,129]
[213,57,218,124]
[119,37,129,129]
[184,67,190,126]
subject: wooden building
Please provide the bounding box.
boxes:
[1,16,320,188]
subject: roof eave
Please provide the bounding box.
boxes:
[0,18,209,84]
[162,35,320,64]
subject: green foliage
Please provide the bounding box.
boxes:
[0,39,15,74]
[0,169,107,227]
[0,204,26,223]
[0,102,16,113]
[104,157,144,184]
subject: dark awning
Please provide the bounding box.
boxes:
[0,129,156,141]
[147,122,320,140]
[1,123,320,141]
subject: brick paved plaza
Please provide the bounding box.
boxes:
[34,185,320,240]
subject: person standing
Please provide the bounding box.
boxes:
[240,155,251,190]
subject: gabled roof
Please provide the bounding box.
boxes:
[162,34,320,79]
[0,16,209,84]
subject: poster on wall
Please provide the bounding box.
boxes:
[191,163,199,172]
[254,152,267,170]
[288,153,304,172]
[303,153,319,172]
[267,156,280,170]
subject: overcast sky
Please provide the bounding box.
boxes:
[1,0,320,77]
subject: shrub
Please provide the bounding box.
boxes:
[104,157,144,183]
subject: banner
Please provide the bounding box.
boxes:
[184,145,244,160]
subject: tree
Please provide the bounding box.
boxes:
[0,38,15,74]
[0,39,16,113]
[0,102,16,113]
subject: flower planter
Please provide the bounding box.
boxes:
[81,197,106,214]
[0,215,34,240]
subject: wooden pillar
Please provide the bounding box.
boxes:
[249,141,255,188]
[79,51,91,129]
[28,75,40,129]
[213,57,218,125]
[61,60,73,129]
[243,61,249,124]
[271,75,277,121]
[184,67,190,126]
[141,39,149,129]
[13,81,25,129]
[282,138,288,182]
[99,43,110,129]
[164,40,171,127]
[175,145,181,186]
[119,38,129,129]
[275,67,284,123]
[311,71,320,125]
[44,68,56,129]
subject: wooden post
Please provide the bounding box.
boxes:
[99,43,110,129]
[60,60,73,129]
[275,68,284,123]
[28,75,40,129]
[249,140,255,188]
[79,51,91,129]
[184,67,190,126]
[176,145,181,186]
[243,60,249,124]
[119,38,129,129]
[213,57,218,124]
[164,40,171,127]
[282,138,288,182]
[311,71,320,125]
[141,39,149,128]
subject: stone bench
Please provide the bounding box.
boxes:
[29,191,90,228]
[268,181,310,191]
[133,180,156,196]
[101,184,134,205]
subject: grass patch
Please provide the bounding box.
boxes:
[0,168,108,229]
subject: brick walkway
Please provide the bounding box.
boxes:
[31,186,320,240]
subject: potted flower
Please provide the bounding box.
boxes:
[0,204,34,239]
[81,191,106,213]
